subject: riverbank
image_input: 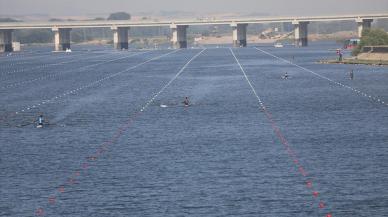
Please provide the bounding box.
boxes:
[320,48,388,66]
[320,58,388,66]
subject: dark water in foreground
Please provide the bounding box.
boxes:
[0,42,388,217]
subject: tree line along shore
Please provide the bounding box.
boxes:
[321,29,388,66]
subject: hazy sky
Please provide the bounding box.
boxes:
[1,0,387,16]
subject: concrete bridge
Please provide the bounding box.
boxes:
[0,14,387,52]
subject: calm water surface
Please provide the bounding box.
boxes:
[1,42,387,216]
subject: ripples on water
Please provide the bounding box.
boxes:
[0,42,387,216]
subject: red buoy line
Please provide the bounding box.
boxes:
[0,52,89,78]
[34,49,206,216]
[0,50,179,124]
[0,51,145,90]
[255,47,388,108]
[230,48,332,217]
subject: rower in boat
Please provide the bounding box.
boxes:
[183,97,190,107]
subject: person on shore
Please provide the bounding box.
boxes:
[337,49,343,62]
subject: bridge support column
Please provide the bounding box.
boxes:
[0,29,13,52]
[112,26,129,50]
[52,27,71,51]
[170,24,188,49]
[292,21,309,47]
[356,18,373,38]
[231,23,248,47]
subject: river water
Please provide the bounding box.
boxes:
[0,42,388,216]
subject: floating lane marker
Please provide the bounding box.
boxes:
[0,52,144,90]
[0,52,55,67]
[34,49,206,216]
[0,52,121,87]
[0,60,43,71]
[0,50,178,124]
[230,48,332,217]
[0,52,89,77]
[254,47,387,108]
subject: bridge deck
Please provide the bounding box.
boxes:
[0,13,387,29]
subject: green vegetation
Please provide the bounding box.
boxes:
[71,29,94,43]
[129,37,169,49]
[16,29,53,44]
[49,18,64,22]
[107,12,131,20]
[94,17,105,21]
[352,29,388,55]
[0,18,20,22]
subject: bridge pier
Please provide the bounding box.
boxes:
[170,24,188,49]
[112,26,129,50]
[292,21,309,47]
[356,18,373,37]
[231,23,248,47]
[0,29,13,52]
[52,28,71,51]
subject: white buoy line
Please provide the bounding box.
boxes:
[5,49,180,119]
[229,49,266,109]
[0,52,106,72]
[0,52,99,77]
[254,47,388,108]
[0,60,50,70]
[0,51,148,90]
[0,52,115,79]
[139,49,206,113]
[0,52,56,63]
[0,52,73,69]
